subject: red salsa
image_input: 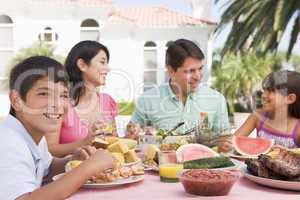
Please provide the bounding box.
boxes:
[179,169,239,196]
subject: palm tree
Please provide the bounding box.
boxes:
[215,0,300,59]
[2,42,64,91]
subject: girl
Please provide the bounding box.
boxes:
[46,41,118,157]
[234,70,300,148]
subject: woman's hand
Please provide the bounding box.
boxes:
[125,122,141,140]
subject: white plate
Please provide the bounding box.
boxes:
[241,166,300,191]
[226,152,257,160]
[121,159,141,167]
[53,173,144,189]
[143,164,159,172]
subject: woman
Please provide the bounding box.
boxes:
[46,40,118,157]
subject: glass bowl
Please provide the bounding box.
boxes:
[179,169,240,196]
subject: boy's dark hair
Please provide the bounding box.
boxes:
[166,39,205,71]
[64,40,110,106]
[262,70,300,118]
[9,56,68,115]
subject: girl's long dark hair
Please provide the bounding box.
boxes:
[65,40,109,106]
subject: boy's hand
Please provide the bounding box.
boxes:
[125,122,141,140]
[72,146,97,161]
[85,149,116,174]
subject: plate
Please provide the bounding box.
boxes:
[143,164,159,172]
[226,152,257,160]
[121,159,141,167]
[53,173,144,189]
[241,166,300,191]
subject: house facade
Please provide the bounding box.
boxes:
[0,0,216,116]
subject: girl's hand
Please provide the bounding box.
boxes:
[72,145,97,161]
[82,133,96,146]
[91,120,107,135]
[213,135,233,153]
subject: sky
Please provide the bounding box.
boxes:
[113,0,300,55]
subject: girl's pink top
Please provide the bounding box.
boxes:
[59,93,118,144]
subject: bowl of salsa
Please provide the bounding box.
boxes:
[179,169,240,196]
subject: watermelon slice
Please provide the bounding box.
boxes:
[232,136,273,156]
[176,144,219,162]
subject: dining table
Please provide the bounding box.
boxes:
[67,171,299,200]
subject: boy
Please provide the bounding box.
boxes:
[0,56,115,200]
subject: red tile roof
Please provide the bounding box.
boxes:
[30,0,112,6]
[108,6,217,28]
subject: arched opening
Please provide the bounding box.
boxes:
[38,27,58,43]
[0,15,14,81]
[80,19,100,41]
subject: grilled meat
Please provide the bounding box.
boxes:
[245,158,286,180]
[258,147,300,178]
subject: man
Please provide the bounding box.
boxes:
[126,39,230,139]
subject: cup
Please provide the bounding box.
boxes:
[158,151,183,183]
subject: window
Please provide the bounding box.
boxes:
[38,27,58,43]
[0,15,13,80]
[0,15,13,48]
[143,41,157,91]
[80,19,100,41]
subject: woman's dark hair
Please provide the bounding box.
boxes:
[262,70,300,118]
[166,39,205,71]
[9,56,68,116]
[64,40,110,106]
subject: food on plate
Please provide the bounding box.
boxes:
[143,144,159,168]
[232,136,273,156]
[112,152,125,164]
[119,166,133,178]
[107,141,129,154]
[65,160,82,172]
[120,138,138,149]
[65,160,144,184]
[143,159,158,168]
[156,129,177,139]
[92,137,109,149]
[131,165,145,175]
[183,156,234,169]
[176,144,219,162]
[124,149,139,163]
[245,146,300,181]
[106,139,140,166]
[145,144,159,161]
[159,143,181,151]
[105,136,120,145]
[291,148,300,155]
[179,169,239,196]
